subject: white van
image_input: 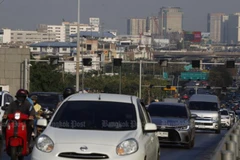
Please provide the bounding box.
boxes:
[188,94,221,134]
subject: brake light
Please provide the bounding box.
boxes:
[14,113,20,120]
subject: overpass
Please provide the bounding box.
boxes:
[153,51,240,59]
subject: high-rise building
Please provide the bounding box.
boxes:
[158,7,183,37]
[208,13,225,43]
[146,17,159,35]
[127,18,146,35]
[226,13,240,44]
[221,15,229,43]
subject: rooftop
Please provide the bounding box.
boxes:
[29,42,77,47]
[70,31,116,38]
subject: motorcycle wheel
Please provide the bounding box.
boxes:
[10,147,17,160]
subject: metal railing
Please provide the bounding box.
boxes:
[211,121,240,160]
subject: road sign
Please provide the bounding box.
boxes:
[163,72,168,79]
[180,72,209,80]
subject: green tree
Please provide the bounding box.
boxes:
[208,66,233,87]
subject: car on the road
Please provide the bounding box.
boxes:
[29,92,63,111]
[147,102,196,149]
[0,91,14,121]
[220,109,232,130]
[188,94,221,134]
[32,93,160,160]
[229,111,237,124]
[0,91,14,137]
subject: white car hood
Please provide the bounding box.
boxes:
[44,126,137,146]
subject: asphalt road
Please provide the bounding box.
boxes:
[160,129,227,160]
[0,129,227,160]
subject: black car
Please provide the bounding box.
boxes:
[148,102,196,149]
[29,92,63,111]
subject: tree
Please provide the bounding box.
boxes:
[208,66,233,87]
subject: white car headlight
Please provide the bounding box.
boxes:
[116,138,138,156]
[36,134,54,153]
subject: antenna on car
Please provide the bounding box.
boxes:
[98,94,101,100]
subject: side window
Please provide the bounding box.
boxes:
[140,101,151,123]
[7,95,14,103]
[137,100,147,129]
[4,94,8,104]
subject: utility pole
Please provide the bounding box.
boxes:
[76,0,80,92]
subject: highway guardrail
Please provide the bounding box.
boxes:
[211,121,240,160]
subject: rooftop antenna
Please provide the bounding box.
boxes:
[98,94,101,100]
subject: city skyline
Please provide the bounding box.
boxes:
[0,0,240,34]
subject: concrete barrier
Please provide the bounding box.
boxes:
[211,121,240,160]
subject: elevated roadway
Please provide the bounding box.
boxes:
[153,51,240,59]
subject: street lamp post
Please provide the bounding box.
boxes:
[76,0,80,92]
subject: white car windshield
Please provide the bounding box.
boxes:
[51,101,137,131]
[189,102,218,111]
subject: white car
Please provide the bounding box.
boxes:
[220,109,231,130]
[32,93,160,160]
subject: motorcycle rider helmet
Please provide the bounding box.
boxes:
[15,89,27,103]
[63,87,75,99]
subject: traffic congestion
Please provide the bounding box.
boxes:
[0,80,239,160]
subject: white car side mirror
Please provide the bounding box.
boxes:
[144,123,157,132]
[37,119,48,127]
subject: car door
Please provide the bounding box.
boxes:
[187,106,195,139]
[137,100,156,160]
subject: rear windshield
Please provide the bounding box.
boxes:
[148,104,188,118]
[189,101,219,111]
[51,101,137,131]
[30,93,60,104]
[221,110,228,115]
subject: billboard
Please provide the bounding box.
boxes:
[89,18,100,26]
[184,31,202,43]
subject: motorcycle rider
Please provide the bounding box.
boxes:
[56,87,76,108]
[31,95,43,137]
[3,89,35,152]
[25,90,34,106]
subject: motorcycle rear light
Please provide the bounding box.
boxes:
[15,113,20,120]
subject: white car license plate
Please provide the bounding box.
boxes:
[157,132,168,137]
[197,125,205,128]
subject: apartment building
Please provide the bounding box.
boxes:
[1,28,56,44]
[38,18,100,42]
[127,18,147,35]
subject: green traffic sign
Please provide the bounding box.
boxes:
[180,72,209,80]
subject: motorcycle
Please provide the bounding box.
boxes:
[33,108,54,138]
[5,112,31,160]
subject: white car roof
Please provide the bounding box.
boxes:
[67,93,136,104]
[189,94,219,102]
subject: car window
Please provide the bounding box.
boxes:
[148,104,188,118]
[7,95,14,103]
[137,101,147,129]
[189,102,219,111]
[221,110,228,115]
[4,94,8,104]
[0,95,2,106]
[139,101,151,123]
[51,101,137,131]
[30,93,60,105]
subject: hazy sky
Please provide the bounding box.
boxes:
[0,0,240,34]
